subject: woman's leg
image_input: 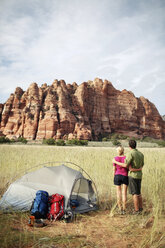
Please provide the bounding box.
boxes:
[122,184,128,211]
[116,185,122,210]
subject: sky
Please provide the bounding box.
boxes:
[0,0,165,115]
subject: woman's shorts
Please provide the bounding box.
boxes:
[114,174,129,186]
[128,176,141,195]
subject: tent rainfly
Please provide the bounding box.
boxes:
[0,164,97,214]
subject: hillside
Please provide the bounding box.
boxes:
[0,78,165,140]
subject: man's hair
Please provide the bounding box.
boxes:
[129,139,137,149]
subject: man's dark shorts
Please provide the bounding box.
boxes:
[129,176,141,195]
[114,174,129,186]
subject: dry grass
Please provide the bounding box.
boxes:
[0,145,165,247]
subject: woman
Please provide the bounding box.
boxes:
[113,146,128,214]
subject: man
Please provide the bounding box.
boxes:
[113,139,144,214]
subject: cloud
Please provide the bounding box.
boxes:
[0,0,165,114]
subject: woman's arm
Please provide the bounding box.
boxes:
[113,160,116,176]
[112,158,127,168]
[113,166,116,176]
[129,165,142,172]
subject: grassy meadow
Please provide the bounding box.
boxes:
[0,144,165,248]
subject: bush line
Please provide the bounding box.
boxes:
[0,133,165,147]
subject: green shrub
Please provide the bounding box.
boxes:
[66,139,79,145]
[142,136,154,143]
[110,133,119,140]
[112,139,121,146]
[0,136,6,143]
[0,136,28,144]
[79,140,88,146]
[66,139,75,145]
[155,140,165,147]
[119,134,128,140]
[42,138,55,145]
[110,133,128,140]
[0,136,11,143]
[141,137,165,147]
[56,139,65,146]
[17,137,28,144]
[102,137,108,142]
[66,139,88,146]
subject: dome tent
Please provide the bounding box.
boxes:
[0,162,98,214]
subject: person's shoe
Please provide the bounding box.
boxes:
[132,210,140,215]
[115,208,123,215]
[139,208,143,212]
[119,210,123,215]
[35,219,46,227]
[121,210,126,215]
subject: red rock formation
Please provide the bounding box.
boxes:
[0,78,164,140]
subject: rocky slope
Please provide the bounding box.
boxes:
[0,78,164,140]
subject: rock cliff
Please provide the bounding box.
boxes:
[0,78,164,140]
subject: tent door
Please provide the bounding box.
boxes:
[69,178,97,213]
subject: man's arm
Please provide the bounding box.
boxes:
[112,158,127,168]
[112,152,132,169]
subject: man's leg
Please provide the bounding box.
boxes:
[138,194,143,210]
[132,194,139,211]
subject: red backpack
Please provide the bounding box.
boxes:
[48,194,64,221]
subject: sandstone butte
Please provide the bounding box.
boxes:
[0,78,164,141]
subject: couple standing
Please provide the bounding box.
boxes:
[112,140,144,214]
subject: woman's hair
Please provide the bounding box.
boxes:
[116,146,124,156]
